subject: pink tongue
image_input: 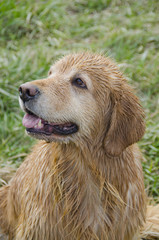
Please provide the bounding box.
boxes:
[22,113,41,128]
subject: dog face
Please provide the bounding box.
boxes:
[19,53,100,144]
[19,53,145,156]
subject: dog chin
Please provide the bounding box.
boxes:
[26,129,72,144]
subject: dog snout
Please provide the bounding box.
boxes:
[19,83,40,102]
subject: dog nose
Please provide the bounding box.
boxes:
[19,83,40,102]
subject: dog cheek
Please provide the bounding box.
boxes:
[70,95,98,135]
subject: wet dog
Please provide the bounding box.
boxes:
[0,52,158,240]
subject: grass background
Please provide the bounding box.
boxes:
[0,0,159,200]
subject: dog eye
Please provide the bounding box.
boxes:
[72,78,87,89]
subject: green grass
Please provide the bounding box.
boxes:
[0,0,159,200]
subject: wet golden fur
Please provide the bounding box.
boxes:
[0,53,159,240]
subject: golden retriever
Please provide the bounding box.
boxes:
[0,52,159,240]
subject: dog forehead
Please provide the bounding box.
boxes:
[50,54,104,82]
[51,53,107,72]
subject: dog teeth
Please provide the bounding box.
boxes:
[38,119,42,127]
[35,124,38,129]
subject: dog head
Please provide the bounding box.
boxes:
[19,52,145,156]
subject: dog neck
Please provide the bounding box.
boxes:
[41,140,143,197]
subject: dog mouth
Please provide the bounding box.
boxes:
[22,109,78,136]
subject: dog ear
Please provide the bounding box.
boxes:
[104,86,145,157]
